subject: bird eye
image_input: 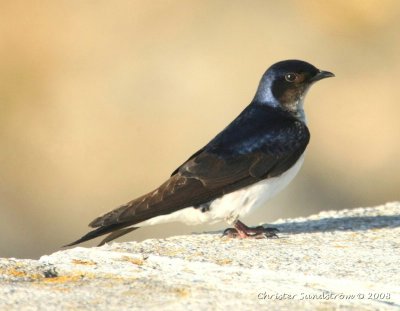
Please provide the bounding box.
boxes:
[285,73,297,82]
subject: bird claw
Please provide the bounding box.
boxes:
[222,228,240,238]
[222,223,279,239]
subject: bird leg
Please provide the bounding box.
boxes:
[223,220,279,239]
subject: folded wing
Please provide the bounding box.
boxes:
[66,105,309,246]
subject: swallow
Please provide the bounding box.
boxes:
[66,59,334,246]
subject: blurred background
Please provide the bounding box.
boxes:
[0,0,399,259]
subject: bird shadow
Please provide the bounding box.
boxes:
[200,214,400,236]
[271,215,400,235]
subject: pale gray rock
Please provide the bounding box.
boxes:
[1,202,400,310]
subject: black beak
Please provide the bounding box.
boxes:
[310,70,335,82]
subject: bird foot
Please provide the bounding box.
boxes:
[222,220,279,239]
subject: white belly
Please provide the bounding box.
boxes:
[136,155,305,227]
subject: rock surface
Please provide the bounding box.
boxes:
[1,202,400,310]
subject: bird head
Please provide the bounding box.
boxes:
[254,60,334,120]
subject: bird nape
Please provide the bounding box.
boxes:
[65,59,334,247]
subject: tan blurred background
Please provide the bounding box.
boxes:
[0,0,399,259]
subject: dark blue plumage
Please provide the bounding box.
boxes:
[205,104,308,157]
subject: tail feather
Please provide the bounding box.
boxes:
[63,223,136,247]
[97,227,138,246]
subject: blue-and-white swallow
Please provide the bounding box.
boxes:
[66,60,334,246]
